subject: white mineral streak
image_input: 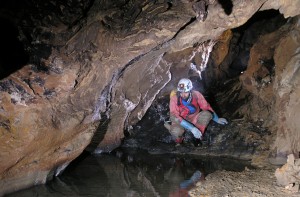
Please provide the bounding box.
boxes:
[10,92,27,106]
[123,99,137,111]
[190,40,216,79]
[187,48,198,62]
[91,93,106,121]
[55,162,70,176]
[90,71,119,122]
[190,62,202,78]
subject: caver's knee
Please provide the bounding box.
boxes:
[170,115,181,124]
[170,125,184,139]
[197,110,213,126]
[169,116,185,142]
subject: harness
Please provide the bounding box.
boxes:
[177,91,197,115]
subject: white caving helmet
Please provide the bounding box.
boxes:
[177,78,193,92]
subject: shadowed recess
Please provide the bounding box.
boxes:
[0,18,29,80]
[217,0,233,15]
[85,114,111,153]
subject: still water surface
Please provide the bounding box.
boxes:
[7,148,251,197]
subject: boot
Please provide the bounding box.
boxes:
[193,138,202,147]
[175,137,183,146]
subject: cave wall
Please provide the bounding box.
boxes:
[272,18,300,157]
[229,16,300,158]
[0,0,300,195]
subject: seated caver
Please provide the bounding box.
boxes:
[165,78,228,145]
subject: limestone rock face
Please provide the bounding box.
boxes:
[237,16,300,157]
[273,17,300,157]
[0,0,300,195]
[171,0,268,52]
[261,0,300,18]
[275,154,300,193]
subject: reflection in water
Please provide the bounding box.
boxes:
[7,148,252,197]
[169,170,204,197]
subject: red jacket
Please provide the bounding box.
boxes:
[170,90,214,130]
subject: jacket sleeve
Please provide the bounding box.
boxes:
[170,94,183,122]
[194,91,214,112]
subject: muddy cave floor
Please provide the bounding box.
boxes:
[188,167,299,197]
[120,119,299,196]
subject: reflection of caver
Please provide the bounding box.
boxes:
[169,170,204,197]
[165,78,228,146]
[164,158,187,185]
[180,170,203,189]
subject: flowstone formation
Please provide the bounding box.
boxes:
[0,0,300,195]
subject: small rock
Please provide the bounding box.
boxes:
[285,183,300,193]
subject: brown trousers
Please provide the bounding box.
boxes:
[168,110,212,140]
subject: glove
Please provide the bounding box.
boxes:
[213,113,228,125]
[180,180,193,189]
[180,170,202,189]
[190,170,202,182]
[191,127,202,139]
[180,120,202,139]
[217,118,228,125]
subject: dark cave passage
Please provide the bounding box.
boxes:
[0,18,29,80]
[227,9,286,77]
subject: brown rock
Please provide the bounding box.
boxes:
[275,154,300,187]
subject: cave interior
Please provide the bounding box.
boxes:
[1,0,300,196]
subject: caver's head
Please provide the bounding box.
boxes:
[177,78,193,100]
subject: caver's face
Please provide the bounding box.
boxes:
[180,92,189,100]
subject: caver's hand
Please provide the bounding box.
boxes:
[190,127,202,139]
[180,120,202,139]
[217,118,228,125]
[213,113,228,125]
